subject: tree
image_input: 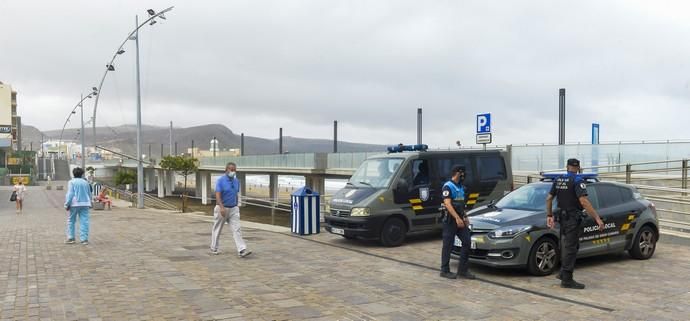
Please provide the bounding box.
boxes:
[114,169,136,189]
[160,155,198,212]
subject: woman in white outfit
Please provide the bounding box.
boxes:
[13,181,27,213]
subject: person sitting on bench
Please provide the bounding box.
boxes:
[96,188,112,210]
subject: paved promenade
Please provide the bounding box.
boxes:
[1,186,690,320]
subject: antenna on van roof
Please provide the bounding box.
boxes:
[387,144,428,153]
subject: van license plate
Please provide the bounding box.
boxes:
[454,236,477,249]
[331,228,345,235]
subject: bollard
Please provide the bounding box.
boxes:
[625,164,632,184]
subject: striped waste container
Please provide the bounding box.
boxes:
[291,187,320,235]
[92,182,103,196]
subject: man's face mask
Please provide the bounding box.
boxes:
[227,171,236,178]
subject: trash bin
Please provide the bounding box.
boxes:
[291,186,320,235]
[92,182,103,196]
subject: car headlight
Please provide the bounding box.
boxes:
[488,225,532,239]
[350,207,370,217]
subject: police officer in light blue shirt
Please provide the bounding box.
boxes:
[210,162,252,257]
[440,165,475,279]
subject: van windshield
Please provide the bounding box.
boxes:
[349,158,404,188]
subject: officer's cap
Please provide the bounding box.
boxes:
[567,158,581,167]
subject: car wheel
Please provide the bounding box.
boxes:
[629,226,657,260]
[527,237,559,276]
[380,217,407,247]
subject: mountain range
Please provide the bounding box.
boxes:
[20,124,388,157]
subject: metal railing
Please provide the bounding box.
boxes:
[514,159,690,233]
[102,184,180,212]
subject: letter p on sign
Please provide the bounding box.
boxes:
[477,113,491,134]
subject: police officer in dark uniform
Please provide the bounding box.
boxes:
[545,158,604,289]
[440,165,475,280]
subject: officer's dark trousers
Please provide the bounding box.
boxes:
[441,219,471,273]
[560,211,582,281]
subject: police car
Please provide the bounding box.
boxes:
[453,173,659,275]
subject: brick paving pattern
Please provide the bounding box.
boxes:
[1,186,689,320]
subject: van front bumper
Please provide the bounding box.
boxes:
[324,215,388,239]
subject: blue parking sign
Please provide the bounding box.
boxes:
[477,113,491,134]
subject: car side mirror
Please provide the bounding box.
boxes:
[397,178,409,191]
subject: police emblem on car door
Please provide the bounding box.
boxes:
[419,187,430,202]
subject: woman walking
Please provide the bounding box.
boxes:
[64,167,93,245]
[13,180,27,214]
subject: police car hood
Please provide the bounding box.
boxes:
[329,186,379,208]
[470,207,543,230]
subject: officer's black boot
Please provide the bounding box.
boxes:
[457,267,476,280]
[457,270,476,280]
[560,271,585,289]
[440,271,456,279]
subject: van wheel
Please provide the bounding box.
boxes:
[527,237,559,276]
[629,226,657,260]
[342,235,355,240]
[380,218,406,247]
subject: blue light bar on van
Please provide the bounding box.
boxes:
[387,144,429,153]
[541,173,599,182]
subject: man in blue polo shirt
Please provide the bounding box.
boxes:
[210,162,252,257]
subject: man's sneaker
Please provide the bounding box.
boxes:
[440,271,457,279]
[457,271,476,280]
[80,240,89,245]
[65,239,76,244]
[210,249,220,255]
[561,279,586,289]
[239,249,252,258]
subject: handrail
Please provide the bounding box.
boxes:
[541,158,689,173]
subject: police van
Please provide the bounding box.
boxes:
[324,144,513,246]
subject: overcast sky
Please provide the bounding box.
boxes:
[2,0,689,148]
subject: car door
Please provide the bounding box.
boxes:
[608,186,646,251]
[577,184,604,256]
[580,184,626,255]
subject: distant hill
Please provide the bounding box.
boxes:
[21,124,388,157]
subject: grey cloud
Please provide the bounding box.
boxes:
[2,0,690,148]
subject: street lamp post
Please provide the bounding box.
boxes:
[59,89,98,162]
[80,93,86,170]
[90,7,174,153]
[135,14,144,209]
[87,7,173,209]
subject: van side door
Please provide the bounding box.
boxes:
[393,159,438,228]
[432,156,473,209]
[472,154,509,209]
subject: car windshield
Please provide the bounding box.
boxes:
[348,158,404,188]
[495,183,554,211]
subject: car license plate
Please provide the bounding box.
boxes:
[454,236,476,249]
[331,228,345,235]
